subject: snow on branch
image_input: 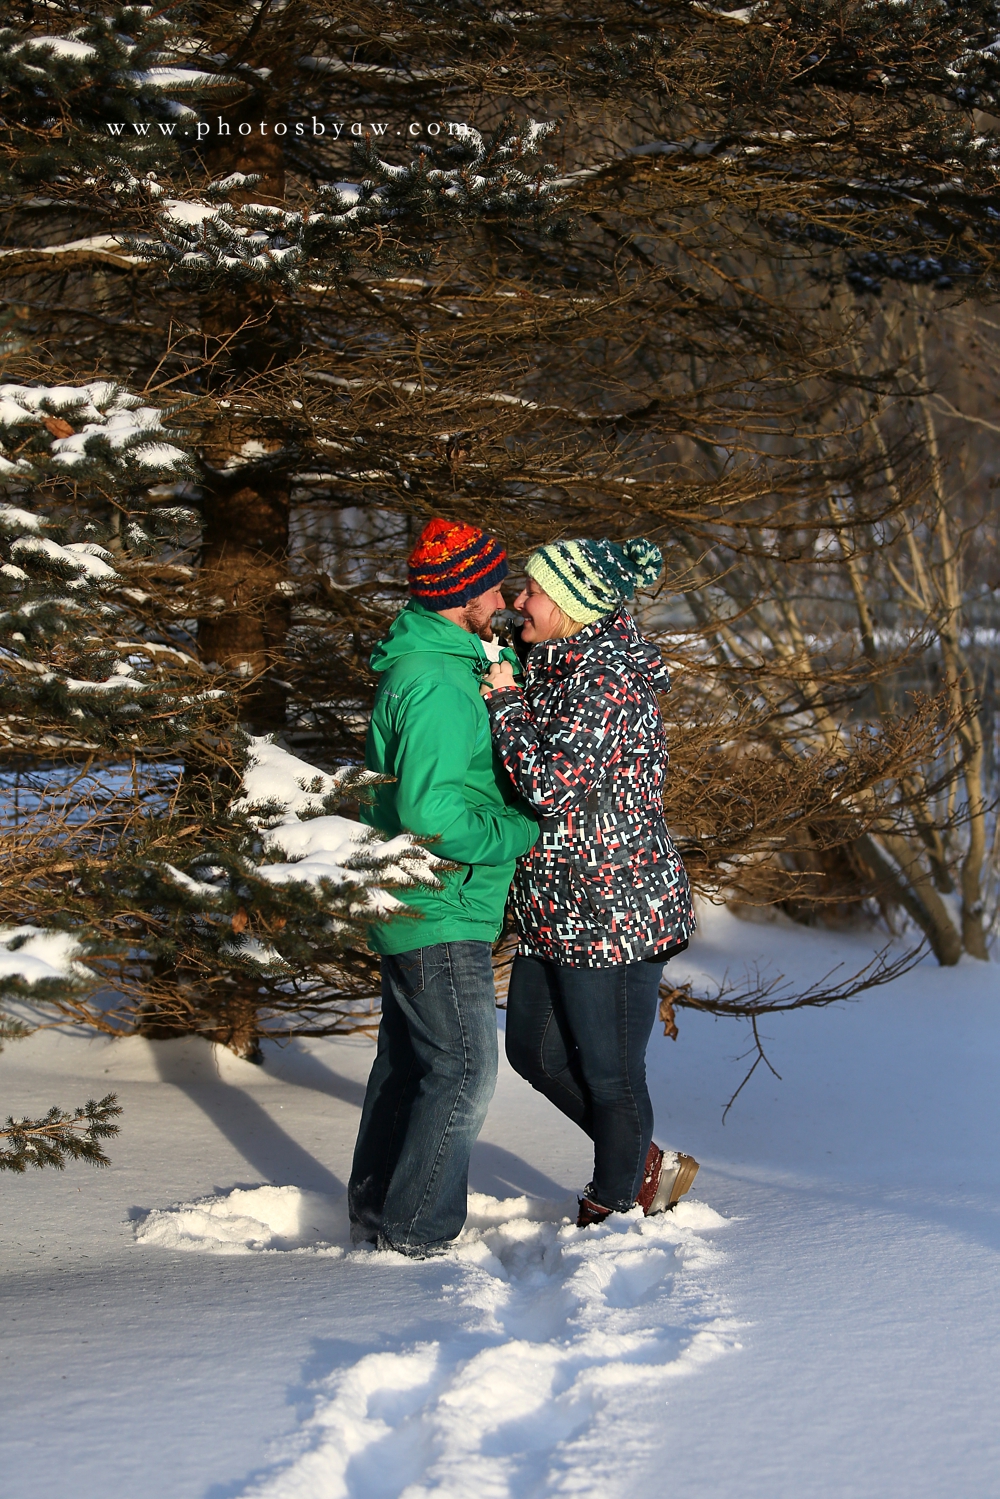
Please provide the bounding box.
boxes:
[232,736,379,823]
[297,54,463,82]
[1,8,244,191]
[690,3,757,22]
[132,195,310,290]
[0,236,141,274]
[354,118,559,216]
[0,924,96,996]
[127,118,560,290]
[0,17,240,100]
[0,489,203,742]
[0,382,191,487]
[232,737,442,920]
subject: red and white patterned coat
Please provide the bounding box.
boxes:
[485,607,694,967]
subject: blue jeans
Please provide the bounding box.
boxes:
[505,953,663,1212]
[348,941,498,1255]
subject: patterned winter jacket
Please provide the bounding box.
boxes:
[484,607,694,967]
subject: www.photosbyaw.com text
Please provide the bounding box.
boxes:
[106,119,472,141]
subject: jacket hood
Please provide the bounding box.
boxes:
[529,607,670,692]
[369,597,491,673]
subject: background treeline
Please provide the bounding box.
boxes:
[0,1,997,1074]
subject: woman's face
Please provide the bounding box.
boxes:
[513,578,566,642]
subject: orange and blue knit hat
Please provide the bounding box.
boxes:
[408,518,508,610]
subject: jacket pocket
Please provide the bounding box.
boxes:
[568,863,616,923]
[568,856,650,924]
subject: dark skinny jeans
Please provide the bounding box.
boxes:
[505,952,663,1212]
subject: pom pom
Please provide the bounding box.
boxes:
[621,537,663,590]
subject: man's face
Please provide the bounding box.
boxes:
[461,583,507,639]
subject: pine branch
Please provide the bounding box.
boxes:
[0,1012,31,1049]
[0,1093,122,1173]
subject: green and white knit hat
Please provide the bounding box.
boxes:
[525,537,663,625]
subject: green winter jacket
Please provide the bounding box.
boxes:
[362,598,539,954]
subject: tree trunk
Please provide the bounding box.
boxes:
[914,313,991,960]
[856,833,963,966]
[196,105,299,736]
[204,982,265,1063]
[186,97,300,1064]
[197,473,292,733]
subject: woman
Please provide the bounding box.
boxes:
[480,537,697,1226]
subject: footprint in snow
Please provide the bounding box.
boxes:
[137,1186,739,1498]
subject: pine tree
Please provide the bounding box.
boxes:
[0,381,445,1052]
[1,0,997,1065]
[0,6,557,1052]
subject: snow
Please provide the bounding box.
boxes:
[137,1184,347,1254]
[255,834,437,917]
[0,383,189,475]
[162,864,221,899]
[238,1195,734,1499]
[161,199,222,226]
[328,182,362,206]
[0,233,137,262]
[234,736,368,823]
[220,936,291,971]
[129,67,231,89]
[0,925,91,986]
[62,671,145,694]
[7,35,98,61]
[132,1182,734,1497]
[0,905,997,1498]
[0,504,42,534]
[233,737,441,912]
[150,198,307,284]
[4,32,225,89]
[11,534,114,580]
[46,539,117,578]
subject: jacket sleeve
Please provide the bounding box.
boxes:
[485,670,626,817]
[393,680,538,866]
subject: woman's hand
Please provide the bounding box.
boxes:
[480,660,517,697]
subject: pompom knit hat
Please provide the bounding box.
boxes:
[525,537,663,625]
[408,518,509,610]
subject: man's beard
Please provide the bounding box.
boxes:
[461,600,496,639]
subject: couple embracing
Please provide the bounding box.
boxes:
[349,519,697,1257]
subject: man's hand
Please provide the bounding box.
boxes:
[480,660,517,696]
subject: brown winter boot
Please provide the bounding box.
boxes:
[576,1195,614,1228]
[636,1143,700,1216]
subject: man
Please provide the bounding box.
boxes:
[348,518,538,1256]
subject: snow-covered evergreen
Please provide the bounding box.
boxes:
[0,386,442,1052]
[0,0,550,1056]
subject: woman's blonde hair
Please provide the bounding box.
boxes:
[552,605,585,639]
[521,570,584,638]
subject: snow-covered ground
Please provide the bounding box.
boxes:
[2,904,998,1499]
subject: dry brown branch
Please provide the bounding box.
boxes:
[721,1018,784,1126]
[669,938,929,1023]
[662,939,929,1120]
